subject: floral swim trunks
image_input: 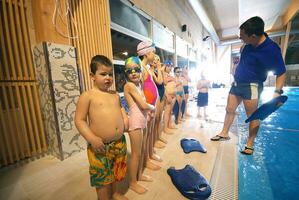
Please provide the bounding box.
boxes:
[87,134,127,187]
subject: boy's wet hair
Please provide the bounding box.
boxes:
[90,55,112,74]
[240,16,264,37]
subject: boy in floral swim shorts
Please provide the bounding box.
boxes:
[75,55,128,200]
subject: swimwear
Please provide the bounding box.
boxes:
[197,92,208,107]
[229,82,263,100]
[176,91,184,97]
[143,71,158,105]
[154,71,165,101]
[128,102,147,131]
[156,83,165,101]
[87,135,127,187]
[183,85,189,94]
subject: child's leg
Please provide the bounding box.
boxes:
[204,106,208,118]
[181,98,186,118]
[128,129,147,194]
[96,185,111,200]
[139,127,147,173]
[155,98,167,146]
[145,117,161,171]
[163,95,173,134]
[148,115,162,162]
[176,96,183,122]
[148,112,156,155]
[173,99,179,124]
[197,106,201,117]
[184,93,191,116]
[154,99,165,148]
[111,182,128,200]
[168,97,177,129]
[154,98,161,142]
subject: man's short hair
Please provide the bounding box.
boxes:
[240,16,264,37]
[90,55,112,74]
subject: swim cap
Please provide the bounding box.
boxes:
[163,60,173,66]
[125,56,142,67]
[137,41,155,56]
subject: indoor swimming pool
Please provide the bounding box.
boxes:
[238,87,299,200]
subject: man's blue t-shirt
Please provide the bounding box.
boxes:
[234,37,286,83]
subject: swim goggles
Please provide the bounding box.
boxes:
[125,67,142,74]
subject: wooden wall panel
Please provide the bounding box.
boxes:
[0,0,47,167]
[69,0,114,91]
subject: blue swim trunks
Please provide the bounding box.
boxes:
[229,82,263,100]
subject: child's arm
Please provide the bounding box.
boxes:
[118,94,129,132]
[152,63,163,85]
[74,93,105,152]
[125,83,155,111]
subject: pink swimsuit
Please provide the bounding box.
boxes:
[143,72,158,106]
[128,102,147,131]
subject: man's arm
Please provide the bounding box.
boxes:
[274,72,286,97]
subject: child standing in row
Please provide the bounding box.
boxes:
[174,67,185,124]
[163,61,176,134]
[149,55,166,148]
[197,72,210,119]
[137,41,162,170]
[123,57,155,195]
[75,55,128,200]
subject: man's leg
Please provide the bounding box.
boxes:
[243,99,259,152]
[213,94,242,138]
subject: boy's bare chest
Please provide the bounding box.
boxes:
[91,97,118,108]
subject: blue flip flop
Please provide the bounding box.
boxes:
[181,138,207,153]
[167,165,212,200]
[245,95,288,123]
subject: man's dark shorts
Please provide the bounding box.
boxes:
[229,82,263,100]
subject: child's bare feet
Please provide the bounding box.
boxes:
[150,153,163,162]
[154,141,165,149]
[130,182,148,194]
[112,192,128,200]
[146,160,161,170]
[185,113,192,117]
[163,128,173,135]
[140,174,153,182]
[159,137,167,144]
[169,125,178,129]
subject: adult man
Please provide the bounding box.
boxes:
[210,16,286,155]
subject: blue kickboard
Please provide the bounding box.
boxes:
[167,165,212,200]
[245,95,288,123]
[181,138,207,153]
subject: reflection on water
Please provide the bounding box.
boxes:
[238,87,299,200]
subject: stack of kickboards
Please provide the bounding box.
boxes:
[167,138,211,200]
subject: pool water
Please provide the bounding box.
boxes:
[238,87,299,200]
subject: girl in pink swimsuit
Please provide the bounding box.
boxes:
[143,67,158,106]
[137,41,162,175]
[124,56,155,195]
